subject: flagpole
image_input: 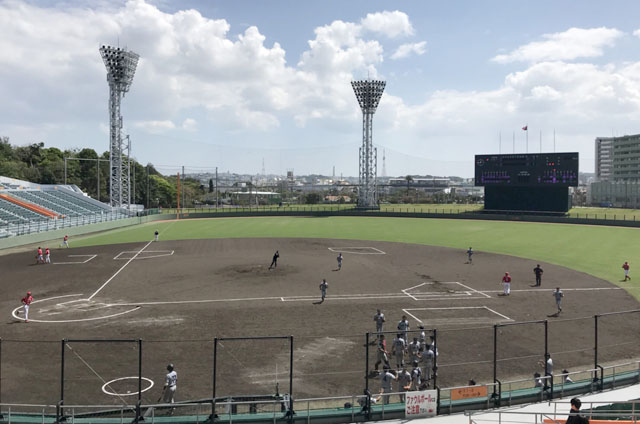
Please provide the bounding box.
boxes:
[499,131,502,154]
[553,129,556,152]
[513,131,515,153]
[540,129,542,153]
[526,124,529,153]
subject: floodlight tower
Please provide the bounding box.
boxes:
[351,79,385,208]
[99,45,139,208]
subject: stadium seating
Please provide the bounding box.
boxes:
[10,191,82,217]
[0,197,46,222]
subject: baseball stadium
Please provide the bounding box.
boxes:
[1,209,640,423]
[3,3,640,423]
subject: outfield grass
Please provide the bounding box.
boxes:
[73,216,640,299]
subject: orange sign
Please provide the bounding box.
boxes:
[451,385,488,401]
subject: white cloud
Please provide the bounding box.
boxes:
[634,29,640,38]
[361,11,414,38]
[492,27,623,64]
[182,118,197,131]
[134,120,176,133]
[390,41,427,60]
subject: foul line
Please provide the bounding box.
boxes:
[328,247,386,255]
[482,287,622,293]
[455,281,491,298]
[87,240,153,301]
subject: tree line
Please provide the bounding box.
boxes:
[0,137,204,208]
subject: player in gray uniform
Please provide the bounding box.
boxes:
[418,325,427,345]
[373,309,385,336]
[319,279,328,302]
[467,247,473,264]
[553,287,564,313]
[397,367,412,402]
[408,337,422,364]
[374,335,389,372]
[392,334,406,369]
[336,253,343,270]
[397,316,410,342]
[411,361,423,390]
[380,366,396,404]
[422,345,435,384]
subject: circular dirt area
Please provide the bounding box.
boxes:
[1,238,639,405]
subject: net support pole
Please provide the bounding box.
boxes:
[59,339,66,423]
[288,335,294,420]
[211,338,218,421]
[0,338,3,419]
[136,339,142,422]
[365,332,370,393]
[544,320,552,398]
[493,325,498,396]
[594,314,599,386]
[432,329,438,389]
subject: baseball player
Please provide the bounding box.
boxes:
[269,251,279,269]
[623,261,631,281]
[422,345,435,383]
[408,337,422,364]
[374,335,389,372]
[45,247,51,264]
[61,235,69,248]
[411,361,423,390]
[397,315,410,342]
[397,367,412,402]
[467,247,473,264]
[533,265,544,286]
[553,287,564,313]
[501,272,511,296]
[36,247,43,264]
[373,309,386,335]
[379,366,395,404]
[418,325,427,345]
[154,230,159,242]
[21,291,33,323]
[392,333,406,369]
[161,363,177,408]
[319,279,328,302]
[337,253,343,270]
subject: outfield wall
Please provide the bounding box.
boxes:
[176,209,640,228]
[0,213,174,250]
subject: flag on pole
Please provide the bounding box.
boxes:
[522,125,528,131]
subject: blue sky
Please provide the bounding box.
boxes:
[2,0,640,177]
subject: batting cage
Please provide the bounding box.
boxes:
[493,320,549,402]
[60,339,142,420]
[212,336,293,418]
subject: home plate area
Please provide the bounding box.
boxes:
[403,306,513,327]
[113,250,174,260]
[402,281,490,300]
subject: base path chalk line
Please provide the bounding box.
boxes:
[88,240,153,301]
[54,254,97,265]
[483,287,622,293]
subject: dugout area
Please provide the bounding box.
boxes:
[0,237,639,407]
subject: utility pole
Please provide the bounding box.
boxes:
[146,165,150,209]
[215,167,218,209]
[182,165,185,210]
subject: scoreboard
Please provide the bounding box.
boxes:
[475,153,579,187]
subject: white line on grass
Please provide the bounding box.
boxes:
[88,240,153,301]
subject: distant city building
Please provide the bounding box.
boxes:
[591,134,640,207]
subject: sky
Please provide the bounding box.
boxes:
[2,0,640,177]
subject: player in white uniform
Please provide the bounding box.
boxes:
[422,346,435,384]
[162,364,177,410]
[336,253,343,270]
[373,309,385,335]
[374,335,389,372]
[155,230,159,241]
[397,316,410,342]
[379,367,396,404]
[392,334,406,369]
[397,367,412,402]
[408,337,422,364]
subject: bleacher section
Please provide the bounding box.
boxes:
[0,177,132,237]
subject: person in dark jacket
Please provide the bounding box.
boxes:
[566,398,588,424]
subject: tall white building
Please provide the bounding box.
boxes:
[591,134,640,207]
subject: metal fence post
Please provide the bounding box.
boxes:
[136,339,142,422]
[211,338,218,421]
[365,332,370,393]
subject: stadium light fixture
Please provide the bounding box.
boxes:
[99,45,139,208]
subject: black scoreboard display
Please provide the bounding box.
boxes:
[475,153,579,187]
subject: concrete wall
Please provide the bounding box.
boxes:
[0,214,171,250]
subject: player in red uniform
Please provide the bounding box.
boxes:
[61,235,69,248]
[501,272,511,296]
[36,247,43,264]
[21,291,33,322]
[623,262,631,281]
[45,247,51,264]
